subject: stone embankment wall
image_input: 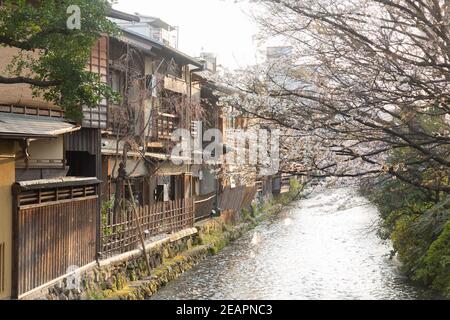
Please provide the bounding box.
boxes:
[24,186,295,300]
[24,227,199,300]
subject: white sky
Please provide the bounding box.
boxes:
[113,0,261,69]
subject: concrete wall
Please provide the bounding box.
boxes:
[0,141,16,299]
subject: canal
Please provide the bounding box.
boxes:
[151,187,424,300]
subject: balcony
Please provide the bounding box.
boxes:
[163,75,188,95]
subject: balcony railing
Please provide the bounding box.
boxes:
[107,106,181,148]
[163,75,188,95]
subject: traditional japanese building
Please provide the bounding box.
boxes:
[0,8,271,299]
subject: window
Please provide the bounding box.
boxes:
[111,70,124,96]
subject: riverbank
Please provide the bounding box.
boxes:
[151,187,428,300]
[101,219,255,300]
[84,183,302,300]
[21,183,298,300]
[359,178,450,299]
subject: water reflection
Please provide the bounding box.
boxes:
[151,187,423,300]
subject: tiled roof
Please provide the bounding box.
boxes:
[0,113,80,138]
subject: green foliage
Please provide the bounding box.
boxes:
[250,202,259,217]
[86,290,107,300]
[241,207,254,222]
[101,197,114,239]
[242,201,262,222]
[390,214,427,275]
[414,222,450,297]
[289,177,301,191]
[362,170,450,297]
[279,178,303,205]
[361,146,446,241]
[0,0,120,120]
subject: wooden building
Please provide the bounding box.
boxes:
[98,21,208,256]
[0,111,101,299]
[0,8,269,299]
[0,31,108,300]
[191,71,259,223]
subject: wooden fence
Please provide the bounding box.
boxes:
[101,198,194,257]
[12,178,100,298]
[194,192,216,222]
[219,186,257,212]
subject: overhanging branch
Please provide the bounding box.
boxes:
[0,75,61,87]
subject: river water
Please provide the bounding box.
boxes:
[151,187,424,300]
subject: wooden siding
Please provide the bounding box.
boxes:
[64,128,102,179]
[12,180,100,298]
[194,192,215,222]
[163,75,188,95]
[280,174,294,193]
[0,105,64,118]
[219,186,257,212]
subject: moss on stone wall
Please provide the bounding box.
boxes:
[101,192,303,301]
[38,185,302,300]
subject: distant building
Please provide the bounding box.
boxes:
[113,13,179,48]
[198,52,217,73]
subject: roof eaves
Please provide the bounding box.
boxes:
[108,9,140,22]
[0,113,80,139]
[118,27,164,50]
[161,46,203,68]
[117,27,202,68]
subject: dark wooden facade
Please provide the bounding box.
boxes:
[91,31,206,269]
[0,13,270,300]
[11,178,100,298]
[65,128,102,179]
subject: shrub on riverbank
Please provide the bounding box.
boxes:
[279,178,303,205]
[361,178,450,298]
[414,221,450,297]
